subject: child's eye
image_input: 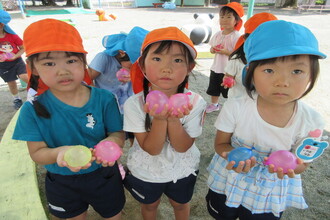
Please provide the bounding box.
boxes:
[67,59,78,64]
[152,57,161,61]
[43,62,55,66]
[292,69,303,75]
[263,69,274,74]
[174,58,183,63]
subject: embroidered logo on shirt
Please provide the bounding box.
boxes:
[86,113,96,129]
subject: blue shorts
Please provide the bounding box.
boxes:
[124,171,198,204]
[206,71,228,98]
[0,58,26,82]
[205,189,283,220]
[45,165,125,219]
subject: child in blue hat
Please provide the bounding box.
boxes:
[206,20,327,219]
[0,10,28,109]
[89,26,148,113]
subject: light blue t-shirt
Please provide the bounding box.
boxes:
[89,52,133,113]
[12,86,123,175]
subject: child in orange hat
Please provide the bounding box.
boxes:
[205,2,244,113]
[124,26,206,219]
[223,12,278,99]
[12,19,125,219]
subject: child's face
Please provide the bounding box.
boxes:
[219,12,237,30]
[31,51,85,93]
[142,42,192,94]
[253,55,311,105]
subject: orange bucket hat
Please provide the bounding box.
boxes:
[234,12,278,50]
[23,19,91,95]
[130,26,197,94]
[222,2,244,31]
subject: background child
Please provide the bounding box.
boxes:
[205,2,243,113]
[0,10,28,110]
[12,19,125,220]
[88,26,148,113]
[223,12,277,99]
[206,20,326,219]
[124,27,206,220]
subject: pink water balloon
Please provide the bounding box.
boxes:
[116,68,130,81]
[146,90,169,113]
[168,93,191,115]
[264,150,298,173]
[94,141,122,162]
[222,76,235,88]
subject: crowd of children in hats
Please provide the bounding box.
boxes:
[3,1,327,219]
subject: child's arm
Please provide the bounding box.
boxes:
[134,118,168,155]
[167,104,194,152]
[87,67,100,86]
[8,45,24,60]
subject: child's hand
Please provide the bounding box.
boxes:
[168,103,193,119]
[144,102,169,120]
[57,146,94,172]
[264,157,305,179]
[221,151,257,173]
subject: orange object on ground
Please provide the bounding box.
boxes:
[96,9,116,21]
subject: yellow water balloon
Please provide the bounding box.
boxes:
[64,145,92,167]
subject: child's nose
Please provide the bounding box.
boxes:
[274,73,289,87]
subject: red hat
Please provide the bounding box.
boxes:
[234,12,278,50]
[222,2,244,31]
[131,27,196,94]
[23,19,91,95]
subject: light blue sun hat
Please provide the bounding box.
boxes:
[102,26,148,63]
[0,10,16,35]
[244,20,326,63]
[242,20,326,86]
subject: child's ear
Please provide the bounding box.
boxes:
[188,63,195,73]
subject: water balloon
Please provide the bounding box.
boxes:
[146,90,169,113]
[227,147,254,168]
[264,150,298,173]
[94,141,122,162]
[168,93,190,115]
[222,76,235,88]
[116,68,130,81]
[64,145,92,167]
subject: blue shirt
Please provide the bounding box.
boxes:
[12,86,123,175]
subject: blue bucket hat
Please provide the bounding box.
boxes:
[242,20,326,85]
[102,26,148,63]
[0,10,16,35]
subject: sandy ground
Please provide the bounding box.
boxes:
[1,6,329,220]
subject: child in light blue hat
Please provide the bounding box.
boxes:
[206,20,327,219]
[0,10,28,109]
[89,26,148,113]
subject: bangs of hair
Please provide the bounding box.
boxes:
[220,7,235,16]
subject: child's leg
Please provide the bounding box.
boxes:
[141,199,161,220]
[7,80,19,96]
[169,199,190,220]
[206,71,222,113]
[18,73,28,83]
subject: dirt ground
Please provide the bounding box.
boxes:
[1,6,329,220]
